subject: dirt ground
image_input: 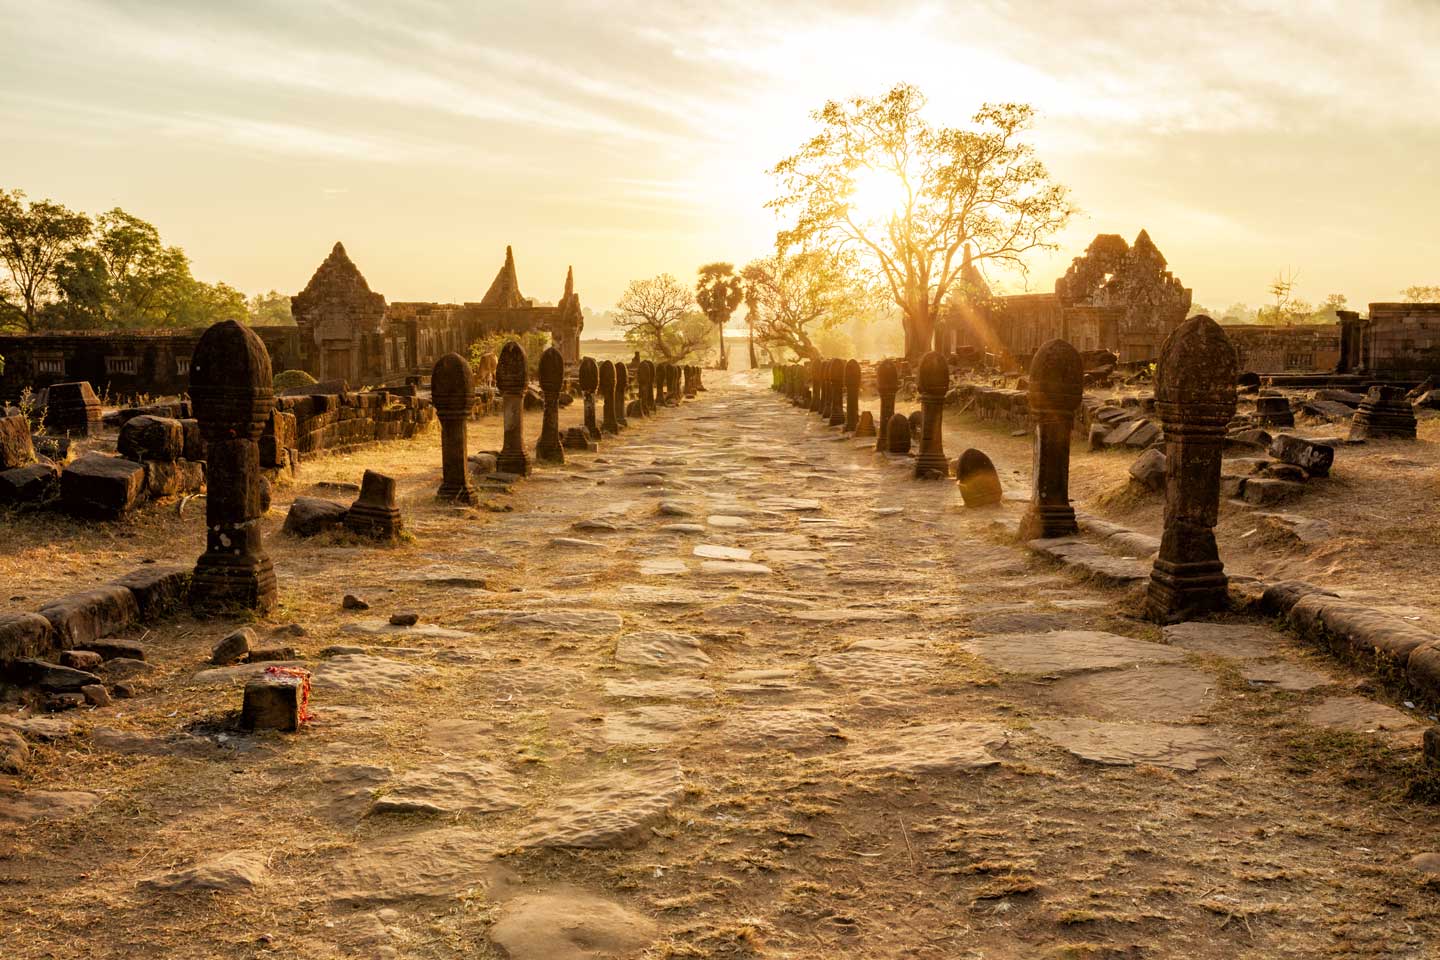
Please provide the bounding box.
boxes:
[2,372,1440,959]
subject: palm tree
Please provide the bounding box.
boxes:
[695,262,744,370]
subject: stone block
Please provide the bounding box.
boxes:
[1128,448,1166,492]
[0,414,35,469]
[143,459,205,499]
[1241,477,1304,506]
[37,586,139,650]
[241,674,305,732]
[61,455,146,519]
[0,462,59,504]
[1268,434,1334,478]
[0,612,56,662]
[283,497,348,537]
[179,419,206,461]
[59,650,102,670]
[211,627,254,665]
[117,415,184,462]
[77,638,147,662]
[1123,420,1162,447]
[112,565,192,622]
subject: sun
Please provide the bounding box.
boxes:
[847,167,910,226]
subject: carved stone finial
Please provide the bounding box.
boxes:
[875,359,899,452]
[431,352,476,502]
[1145,316,1237,623]
[913,351,950,478]
[495,341,532,475]
[1019,339,1083,539]
[535,346,566,463]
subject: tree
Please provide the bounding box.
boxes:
[695,263,744,369]
[1404,285,1440,303]
[741,248,872,361]
[615,274,711,363]
[248,290,294,325]
[1256,269,1318,325]
[0,189,91,331]
[769,85,1073,359]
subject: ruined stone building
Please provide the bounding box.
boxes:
[0,242,587,402]
[292,243,585,384]
[1338,303,1440,380]
[937,230,1192,366]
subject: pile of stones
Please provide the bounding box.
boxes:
[1221,432,1336,506]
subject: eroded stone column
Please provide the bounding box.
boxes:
[1019,339,1083,539]
[844,359,861,433]
[807,358,823,413]
[189,319,277,613]
[600,360,620,433]
[875,359,898,452]
[615,360,631,428]
[828,359,846,427]
[1146,315,1238,623]
[431,352,476,501]
[914,351,949,479]
[579,357,601,440]
[639,360,656,415]
[535,346,565,464]
[496,340,532,476]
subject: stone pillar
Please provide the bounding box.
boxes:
[431,352,476,502]
[535,346,565,464]
[345,469,402,540]
[828,360,846,427]
[914,351,949,478]
[695,366,705,392]
[1019,339,1083,539]
[599,360,620,433]
[844,359,861,433]
[684,365,698,398]
[188,319,277,613]
[495,340,532,476]
[579,357,601,440]
[668,365,681,405]
[615,360,630,428]
[875,360,898,452]
[639,360,656,415]
[1145,315,1237,624]
[1350,386,1417,440]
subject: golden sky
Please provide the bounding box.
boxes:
[3,0,1437,332]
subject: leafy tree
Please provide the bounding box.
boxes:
[741,249,872,361]
[0,189,91,331]
[769,85,1073,358]
[1404,285,1440,303]
[469,330,551,376]
[695,263,744,369]
[615,274,712,364]
[248,290,294,325]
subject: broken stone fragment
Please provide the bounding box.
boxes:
[388,612,419,627]
[342,594,369,611]
[81,684,111,706]
[1268,433,1334,477]
[0,728,29,774]
[79,638,147,662]
[211,628,254,666]
[282,497,348,537]
[5,658,103,692]
[1128,448,1166,492]
[247,646,297,663]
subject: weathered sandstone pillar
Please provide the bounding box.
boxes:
[431,352,476,501]
[844,359,861,433]
[579,357,601,440]
[1019,339,1083,539]
[495,340,532,476]
[914,351,949,478]
[600,360,620,433]
[535,345,566,464]
[875,359,898,453]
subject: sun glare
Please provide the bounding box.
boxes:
[847,168,910,226]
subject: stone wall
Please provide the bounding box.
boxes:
[278,389,435,457]
[0,327,300,403]
[1220,323,1342,374]
[1340,304,1440,380]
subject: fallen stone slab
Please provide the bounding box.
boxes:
[1287,594,1438,663]
[814,650,933,686]
[693,544,752,561]
[726,707,846,752]
[614,631,710,669]
[488,890,658,960]
[845,721,1009,774]
[1242,477,1305,506]
[327,828,511,905]
[517,762,685,850]
[1269,434,1335,477]
[0,462,59,505]
[1025,539,1150,586]
[1047,664,1216,722]
[1032,718,1227,771]
[139,851,267,893]
[4,658,102,692]
[1162,622,1279,659]
[961,630,1184,675]
[1306,696,1423,740]
[370,760,524,816]
[0,788,100,826]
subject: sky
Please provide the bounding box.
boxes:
[2,0,1438,335]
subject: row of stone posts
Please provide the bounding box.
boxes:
[185,316,705,617]
[771,314,1239,625]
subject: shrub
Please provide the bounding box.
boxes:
[273,369,319,391]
